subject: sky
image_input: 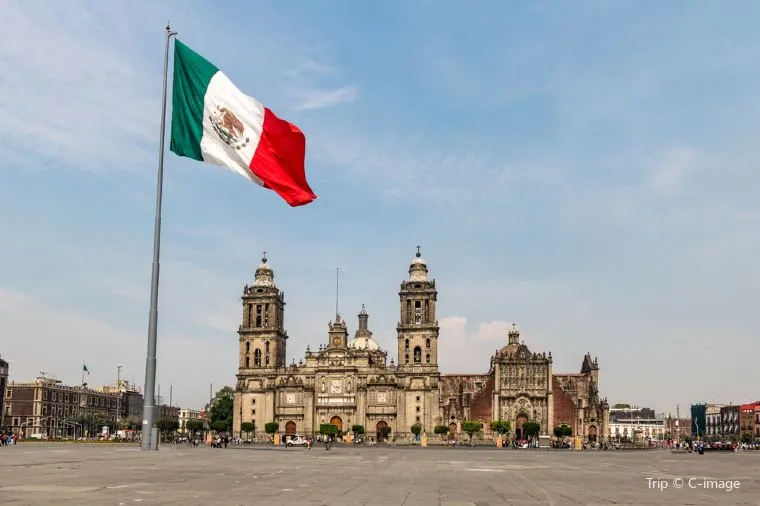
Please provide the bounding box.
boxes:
[1,0,758,413]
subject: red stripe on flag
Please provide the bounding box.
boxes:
[248,108,317,207]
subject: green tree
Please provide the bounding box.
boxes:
[378,426,392,441]
[434,425,449,440]
[206,386,234,433]
[240,422,255,439]
[186,420,205,434]
[490,420,511,435]
[553,424,572,438]
[461,420,482,443]
[265,422,279,435]
[523,421,541,438]
[319,424,339,437]
[351,424,365,435]
[410,423,422,436]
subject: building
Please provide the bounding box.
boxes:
[739,402,760,441]
[609,405,656,422]
[96,381,144,428]
[665,415,691,440]
[609,417,666,441]
[5,377,119,438]
[705,404,725,438]
[178,408,205,433]
[156,403,180,423]
[721,404,739,439]
[0,355,8,428]
[233,250,609,442]
[690,403,707,438]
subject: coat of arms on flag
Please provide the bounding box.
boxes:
[209,106,250,150]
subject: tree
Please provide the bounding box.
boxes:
[378,426,391,441]
[240,422,255,440]
[461,420,482,443]
[523,422,540,439]
[186,420,204,434]
[351,424,365,435]
[319,424,339,437]
[490,420,511,435]
[206,386,234,433]
[434,425,449,440]
[265,422,279,435]
[410,423,422,436]
[553,425,572,438]
[155,419,179,441]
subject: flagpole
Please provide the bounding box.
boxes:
[81,365,84,387]
[141,23,177,451]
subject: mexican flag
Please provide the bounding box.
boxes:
[170,40,317,207]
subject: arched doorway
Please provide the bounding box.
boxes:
[330,416,343,433]
[376,420,389,441]
[588,425,597,442]
[285,421,296,436]
[515,414,528,440]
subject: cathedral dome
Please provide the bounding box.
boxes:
[348,336,380,351]
[252,255,275,287]
[408,246,428,281]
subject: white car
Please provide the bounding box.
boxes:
[286,436,308,447]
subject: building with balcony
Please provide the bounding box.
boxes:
[721,404,739,439]
[178,408,205,433]
[705,404,725,438]
[5,376,119,438]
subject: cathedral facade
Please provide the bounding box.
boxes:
[233,250,609,442]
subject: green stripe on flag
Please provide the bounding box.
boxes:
[170,40,219,161]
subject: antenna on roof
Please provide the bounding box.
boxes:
[335,267,340,319]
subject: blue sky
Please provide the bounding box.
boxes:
[1,0,759,412]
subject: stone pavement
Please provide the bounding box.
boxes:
[1,443,758,505]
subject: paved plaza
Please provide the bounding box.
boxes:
[1,444,758,505]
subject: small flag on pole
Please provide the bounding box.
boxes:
[170,40,317,207]
[83,364,89,374]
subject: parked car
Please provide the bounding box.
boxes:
[286,436,308,447]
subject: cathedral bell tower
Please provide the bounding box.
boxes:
[397,246,439,368]
[327,314,349,349]
[238,254,287,370]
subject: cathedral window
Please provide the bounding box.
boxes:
[264,303,270,326]
[245,356,250,368]
[245,341,250,354]
[425,338,430,348]
[265,356,270,367]
[426,354,430,364]
[405,339,409,349]
[255,305,263,328]
[413,346,422,364]
[254,349,262,367]
[406,300,411,323]
[405,354,409,365]
[265,341,270,353]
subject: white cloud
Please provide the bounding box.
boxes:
[649,147,697,194]
[292,86,358,111]
[0,1,158,173]
[0,287,234,410]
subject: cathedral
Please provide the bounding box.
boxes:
[232,249,609,442]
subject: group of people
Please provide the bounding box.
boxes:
[0,432,18,446]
